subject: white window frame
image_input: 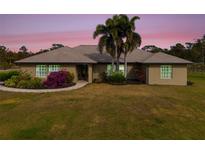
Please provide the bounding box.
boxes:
[36,65,48,78]
[119,64,125,74]
[48,65,60,73]
[107,64,114,76]
[160,65,172,79]
[106,64,124,75]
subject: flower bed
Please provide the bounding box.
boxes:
[4,70,75,89]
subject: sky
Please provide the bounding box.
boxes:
[0,14,205,52]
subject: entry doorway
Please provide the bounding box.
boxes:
[76,64,88,81]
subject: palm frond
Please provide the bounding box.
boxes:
[93,24,107,39]
[130,16,140,30]
[98,35,107,54]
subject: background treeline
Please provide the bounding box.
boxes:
[142,35,205,64]
[0,35,205,71]
[142,35,205,72]
[0,44,64,69]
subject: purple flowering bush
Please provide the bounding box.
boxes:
[43,71,74,89]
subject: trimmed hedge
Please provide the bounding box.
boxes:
[0,70,20,81]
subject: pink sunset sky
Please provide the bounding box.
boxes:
[0,14,205,52]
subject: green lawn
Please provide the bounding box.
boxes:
[0,73,205,139]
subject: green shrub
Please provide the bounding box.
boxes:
[17,80,31,89]
[4,75,22,88]
[107,71,126,84]
[17,78,43,89]
[10,75,21,85]
[18,72,31,80]
[0,70,20,81]
[4,72,43,89]
[30,78,44,89]
[4,78,17,87]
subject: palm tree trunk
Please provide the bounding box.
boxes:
[116,57,120,72]
[114,41,120,72]
[112,58,115,73]
[124,53,127,78]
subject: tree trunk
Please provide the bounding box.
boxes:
[124,53,127,78]
[116,56,120,72]
[112,58,115,73]
[114,41,120,72]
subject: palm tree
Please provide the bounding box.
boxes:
[93,24,116,72]
[118,14,141,77]
[94,14,141,74]
[104,15,123,72]
[124,32,141,77]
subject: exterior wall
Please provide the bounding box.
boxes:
[147,64,187,85]
[18,63,137,83]
[61,64,78,82]
[93,64,107,81]
[127,64,137,79]
[18,63,187,85]
[18,64,78,82]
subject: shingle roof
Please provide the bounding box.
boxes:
[73,45,155,63]
[16,46,96,63]
[74,45,192,64]
[16,45,192,64]
[142,52,192,64]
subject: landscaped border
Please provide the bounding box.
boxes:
[0,81,88,93]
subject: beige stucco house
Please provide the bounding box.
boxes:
[16,45,192,85]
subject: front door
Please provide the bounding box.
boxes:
[77,64,88,81]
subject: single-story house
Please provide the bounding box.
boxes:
[16,45,192,85]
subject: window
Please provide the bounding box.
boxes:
[107,64,124,75]
[160,65,172,79]
[119,64,125,74]
[107,64,114,76]
[48,65,60,73]
[36,65,48,77]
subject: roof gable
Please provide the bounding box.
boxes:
[143,52,192,64]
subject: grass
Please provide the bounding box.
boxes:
[0,73,205,139]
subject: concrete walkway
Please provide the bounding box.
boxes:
[0,80,88,93]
